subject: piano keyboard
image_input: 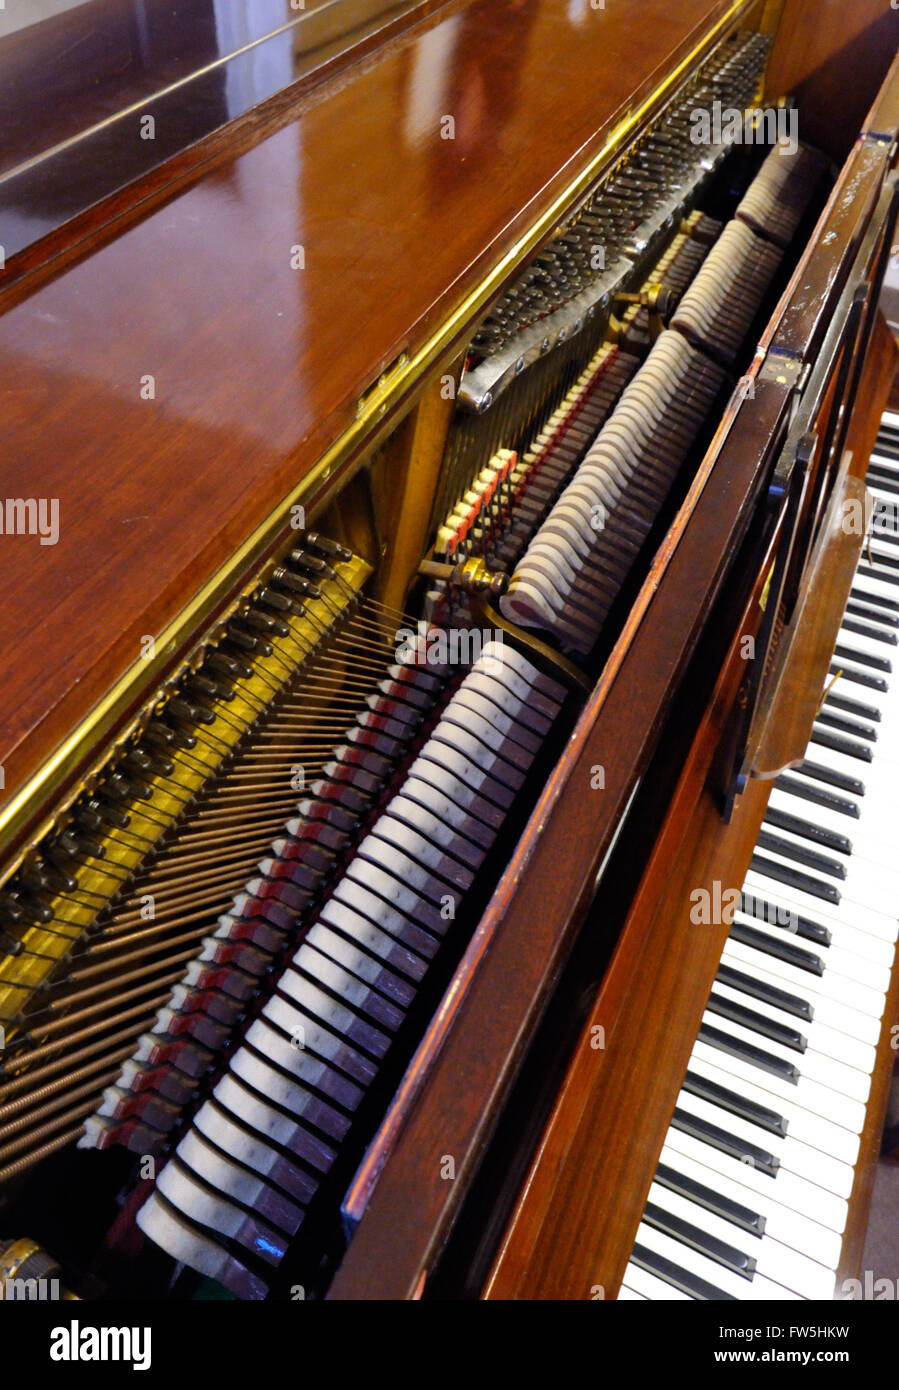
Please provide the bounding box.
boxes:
[619,411,899,1302]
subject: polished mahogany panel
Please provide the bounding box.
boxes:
[0,0,438,258]
[765,0,899,161]
[0,0,743,833]
[0,0,289,174]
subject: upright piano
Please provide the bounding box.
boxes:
[1,0,898,1304]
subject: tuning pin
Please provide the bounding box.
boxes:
[305,533,352,562]
[3,886,53,924]
[79,798,131,832]
[122,747,174,779]
[144,720,197,753]
[56,829,106,862]
[0,893,25,924]
[21,855,77,895]
[241,608,289,639]
[287,550,327,576]
[271,567,319,599]
[0,925,23,956]
[185,672,235,703]
[206,651,253,683]
[258,587,304,619]
[166,697,216,728]
[225,620,272,657]
[104,771,152,803]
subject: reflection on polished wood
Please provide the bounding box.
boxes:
[0,0,749,845]
[764,0,899,160]
[0,0,440,255]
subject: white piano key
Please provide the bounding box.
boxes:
[721,936,884,1039]
[675,1086,855,1199]
[699,1007,870,1104]
[646,1180,835,1299]
[847,567,899,607]
[686,1052,860,1166]
[742,871,897,959]
[635,1220,801,1301]
[659,1143,842,1270]
[621,1260,694,1300]
[662,1126,848,1233]
[767,788,898,874]
[710,977,877,1075]
[691,1035,866,1133]
[760,818,899,918]
[833,625,899,662]
[794,742,899,816]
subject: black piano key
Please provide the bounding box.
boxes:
[643,1202,756,1280]
[833,642,892,675]
[875,464,899,481]
[697,1022,801,1086]
[775,772,859,819]
[631,1243,737,1301]
[829,658,889,693]
[844,597,899,629]
[730,920,826,976]
[740,891,832,947]
[865,468,899,496]
[823,690,882,721]
[813,710,877,745]
[715,962,813,1025]
[671,1104,781,1175]
[849,584,899,616]
[755,829,846,880]
[795,759,865,797]
[840,615,898,644]
[856,564,899,593]
[749,853,841,906]
[870,527,899,552]
[655,1162,765,1238]
[684,1063,790,1135]
[810,726,873,763]
[858,543,899,572]
[706,991,806,1053]
[763,805,852,856]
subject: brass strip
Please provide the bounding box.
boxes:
[0,0,753,862]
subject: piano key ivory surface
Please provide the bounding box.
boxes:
[1,0,899,1304]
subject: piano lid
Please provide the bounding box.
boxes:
[0,0,438,259]
[0,0,752,852]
